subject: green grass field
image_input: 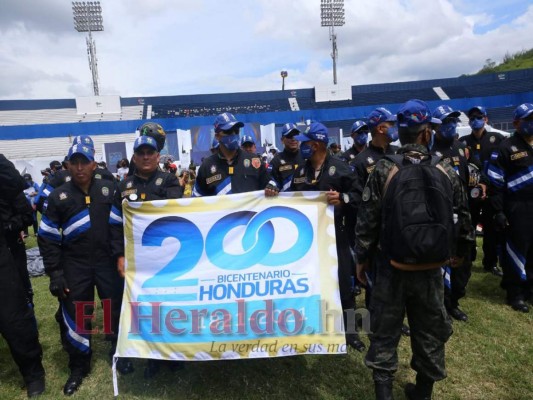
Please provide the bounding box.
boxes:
[1,238,532,399]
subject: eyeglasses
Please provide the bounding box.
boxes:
[469,115,485,121]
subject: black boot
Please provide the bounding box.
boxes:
[374,380,394,400]
[405,376,434,400]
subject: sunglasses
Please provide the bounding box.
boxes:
[469,115,485,121]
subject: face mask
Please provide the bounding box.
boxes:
[440,122,457,141]
[469,118,485,130]
[519,120,533,135]
[219,134,240,151]
[354,133,368,146]
[386,125,398,142]
[300,142,314,159]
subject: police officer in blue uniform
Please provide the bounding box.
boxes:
[38,144,124,395]
[460,106,505,276]
[339,120,369,163]
[290,122,365,352]
[268,123,304,192]
[487,103,533,313]
[350,107,399,197]
[0,154,46,398]
[194,113,270,196]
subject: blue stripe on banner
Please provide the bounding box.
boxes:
[109,206,123,225]
[507,165,533,192]
[506,241,527,281]
[63,209,91,242]
[62,303,90,353]
[38,216,62,242]
[215,177,232,195]
[137,293,198,303]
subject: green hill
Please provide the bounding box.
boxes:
[476,48,533,74]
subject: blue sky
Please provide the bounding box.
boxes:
[1,0,533,100]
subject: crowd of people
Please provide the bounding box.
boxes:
[1,100,532,399]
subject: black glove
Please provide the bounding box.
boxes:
[493,212,508,232]
[49,270,69,299]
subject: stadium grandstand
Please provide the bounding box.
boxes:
[1,67,532,172]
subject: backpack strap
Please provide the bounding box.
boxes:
[382,155,404,196]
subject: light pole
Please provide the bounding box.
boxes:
[281,70,288,90]
[320,0,345,85]
[72,1,104,96]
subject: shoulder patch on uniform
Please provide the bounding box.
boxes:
[511,145,518,152]
[489,136,496,143]
[280,159,286,165]
[210,165,217,174]
[362,187,371,202]
[367,157,374,165]
[59,192,67,200]
[155,177,163,186]
[244,159,250,168]
[251,158,261,169]
[328,166,336,176]
[350,154,355,159]
[458,148,464,157]
[95,173,102,179]
[102,186,109,196]
[126,181,133,189]
[65,176,71,182]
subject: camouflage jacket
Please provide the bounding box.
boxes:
[354,143,475,264]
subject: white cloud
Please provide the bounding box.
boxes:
[0,0,532,100]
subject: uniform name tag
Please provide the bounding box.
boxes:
[279,165,292,172]
[206,174,222,185]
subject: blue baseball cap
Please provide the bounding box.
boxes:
[351,120,368,134]
[432,105,461,121]
[281,123,300,137]
[293,122,329,144]
[367,107,397,128]
[467,106,487,117]
[68,144,95,161]
[214,112,244,133]
[513,103,533,120]
[72,135,94,148]
[397,99,442,127]
[134,135,159,152]
[240,135,255,146]
[211,138,220,150]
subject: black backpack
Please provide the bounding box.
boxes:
[380,154,454,266]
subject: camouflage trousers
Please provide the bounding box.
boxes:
[365,252,453,382]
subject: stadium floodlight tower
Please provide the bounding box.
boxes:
[72,1,104,96]
[320,0,345,85]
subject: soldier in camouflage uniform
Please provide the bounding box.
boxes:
[355,100,474,400]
